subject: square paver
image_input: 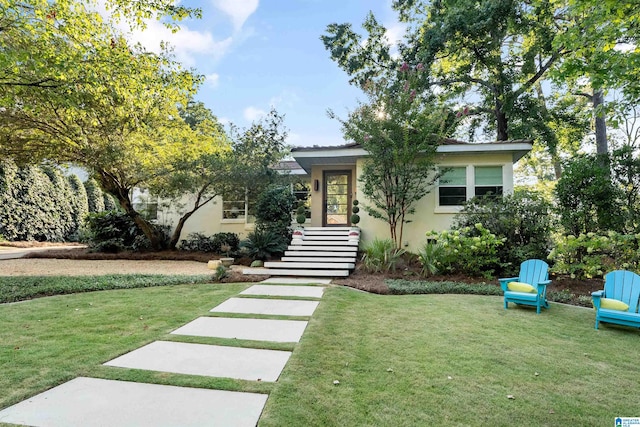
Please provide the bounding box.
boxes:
[0,377,267,427]
[241,284,325,298]
[210,297,319,316]
[261,277,332,285]
[171,316,308,342]
[104,341,291,382]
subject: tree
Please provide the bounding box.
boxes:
[333,64,454,248]
[550,0,640,156]
[0,1,219,249]
[323,0,566,142]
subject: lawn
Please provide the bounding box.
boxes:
[2,281,639,426]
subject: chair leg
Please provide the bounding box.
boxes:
[504,299,508,310]
[536,304,541,314]
[595,318,599,330]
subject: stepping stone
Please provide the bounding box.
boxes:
[104,341,291,382]
[171,317,308,343]
[211,297,319,316]
[261,277,332,285]
[0,377,267,427]
[241,284,325,298]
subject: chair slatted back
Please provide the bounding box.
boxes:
[604,270,640,313]
[518,259,549,289]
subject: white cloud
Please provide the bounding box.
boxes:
[121,19,233,66]
[385,22,407,59]
[212,0,259,32]
[206,73,220,88]
[243,106,267,122]
[269,90,300,109]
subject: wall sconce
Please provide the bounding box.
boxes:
[313,179,319,192]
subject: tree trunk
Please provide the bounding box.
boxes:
[496,101,508,141]
[168,212,193,250]
[97,171,164,250]
[593,88,608,156]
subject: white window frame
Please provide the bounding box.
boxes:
[435,165,505,213]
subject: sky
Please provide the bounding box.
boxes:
[116,0,407,148]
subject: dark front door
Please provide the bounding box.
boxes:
[323,170,352,226]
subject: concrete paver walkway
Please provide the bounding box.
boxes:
[171,316,309,342]
[104,340,292,382]
[0,377,267,427]
[0,277,329,426]
[211,297,320,316]
[241,284,325,298]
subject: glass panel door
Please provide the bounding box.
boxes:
[323,171,352,226]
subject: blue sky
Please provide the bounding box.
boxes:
[118,1,407,147]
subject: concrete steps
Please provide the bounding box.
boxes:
[243,227,360,278]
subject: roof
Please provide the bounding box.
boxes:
[291,139,533,173]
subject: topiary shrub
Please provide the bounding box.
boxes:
[295,205,307,225]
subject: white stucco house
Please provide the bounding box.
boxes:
[159,138,532,251]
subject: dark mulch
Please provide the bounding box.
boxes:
[335,266,602,307]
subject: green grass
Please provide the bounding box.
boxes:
[0,274,211,303]
[260,287,640,426]
[0,282,276,411]
[3,280,640,426]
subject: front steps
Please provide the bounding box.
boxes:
[243,227,359,278]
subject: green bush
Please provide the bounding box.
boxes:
[241,229,288,261]
[85,211,145,251]
[548,232,640,279]
[454,189,553,275]
[254,185,295,245]
[0,161,86,241]
[84,178,105,213]
[425,224,506,279]
[362,238,405,273]
[387,279,502,295]
[555,155,625,235]
[417,241,445,276]
[180,232,240,253]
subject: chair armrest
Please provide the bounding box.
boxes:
[498,277,519,291]
[538,280,551,286]
[591,290,604,309]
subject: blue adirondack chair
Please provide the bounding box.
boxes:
[499,259,551,314]
[592,270,640,330]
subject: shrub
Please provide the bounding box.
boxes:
[548,232,640,279]
[254,185,296,247]
[241,229,288,261]
[212,232,240,253]
[212,265,229,282]
[362,238,406,273]
[84,178,105,213]
[179,233,216,252]
[555,155,625,235]
[180,232,240,253]
[417,241,445,276]
[425,224,506,279]
[454,189,553,275]
[85,211,145,251]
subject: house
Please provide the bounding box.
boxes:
[290,139,532,251]
[162,139,531,251]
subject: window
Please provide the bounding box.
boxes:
[474,166,503,198]
[222,187,249,221]
[439,167,467,206]
[292,181,311,219]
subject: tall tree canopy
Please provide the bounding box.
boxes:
[0,0,222,249]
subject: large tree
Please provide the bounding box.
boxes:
[323,0,567,142]
[0,0,220,249]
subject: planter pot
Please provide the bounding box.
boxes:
[220,257,234,267]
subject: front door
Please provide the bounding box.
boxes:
[323,170,352,227]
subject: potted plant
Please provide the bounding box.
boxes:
[349,200,361,241]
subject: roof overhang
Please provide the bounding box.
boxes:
[291,141,533,173]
